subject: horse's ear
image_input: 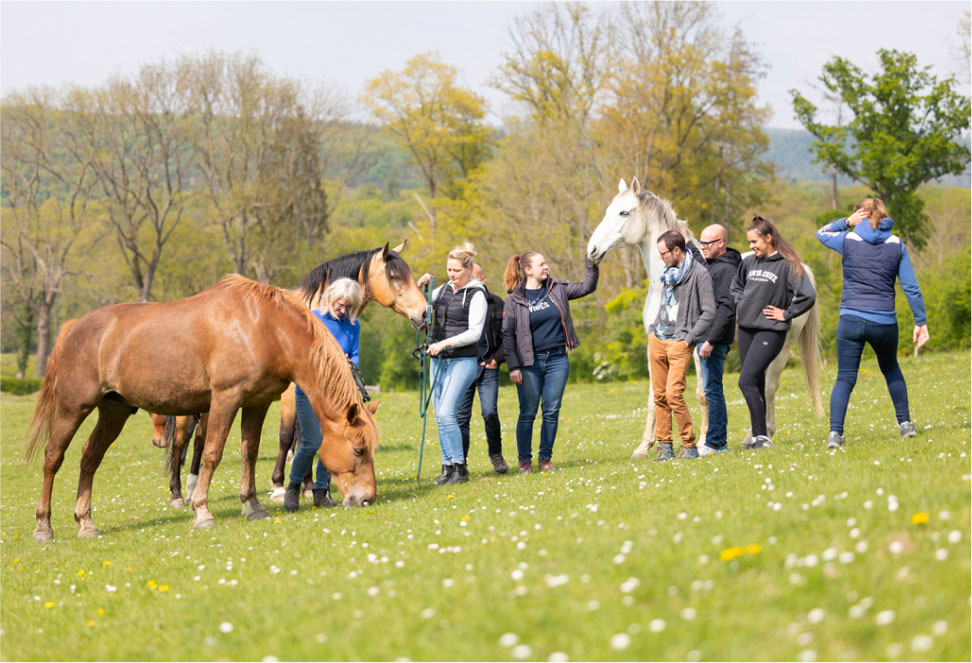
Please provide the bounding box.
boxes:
[391,240,406,254]
[366,400,381,415]
[631,177,642,195]
[380,242,390,261]
[618,178,627,193]
[347,402,360,424]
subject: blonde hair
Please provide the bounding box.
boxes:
[853,198,889,229]
[323,278,363,322]
[448,242,477,269]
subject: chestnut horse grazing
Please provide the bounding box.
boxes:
[25,275,379,541]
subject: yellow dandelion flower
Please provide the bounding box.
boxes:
[912,512,930,525]
[447,494,455,499]
[461,515,470,521]
[159,585,170,592]
[746,544,762,555]
[77,570,86,578]
[12,558,19,563]
[147,580,158,589]
[97,609,105,615]
[87,620,95,627]
[44,601,55,609]
[720,546,744,561]
[103,560,111,566]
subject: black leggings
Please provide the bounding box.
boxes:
[737,327,788,437]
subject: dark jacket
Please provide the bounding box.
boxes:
[502,258,599,371]
[731,252,816,332]
[703,247,742,346]
[478,288,506,366]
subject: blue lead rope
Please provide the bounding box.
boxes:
[412,277,439,480]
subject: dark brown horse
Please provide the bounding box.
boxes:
[25,275,379,541]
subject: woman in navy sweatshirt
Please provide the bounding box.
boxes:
[285,278,363,511]
[816,198,929,448]
[731,216,816,449]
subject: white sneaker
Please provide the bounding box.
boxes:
[698,444,715,457]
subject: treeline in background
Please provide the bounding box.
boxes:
[3,3,969,393]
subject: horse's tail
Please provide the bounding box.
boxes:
[25,319,78,463]
[798,270,824,418]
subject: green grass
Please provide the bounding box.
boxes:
[1,351,969,661]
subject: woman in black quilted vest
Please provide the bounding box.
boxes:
[416,243,487,485]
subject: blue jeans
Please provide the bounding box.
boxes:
[830,315,910,434]
[456,366,502,459]
[289,390,330,490]
[697,343,731,449]
[515,348,570,463]
[431,356,480,465]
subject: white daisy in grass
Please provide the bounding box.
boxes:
[610,633,631,650]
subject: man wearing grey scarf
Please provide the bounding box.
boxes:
[646,229,715,462]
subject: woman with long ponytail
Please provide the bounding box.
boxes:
[501,251,598,473]
[730,216,816,449]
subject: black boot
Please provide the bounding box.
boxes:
[284,481,302,512]
[434,464,455,485]
[312,488,336,508]
[448,463,469,484]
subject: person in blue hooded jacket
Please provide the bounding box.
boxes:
[816,198,930,449]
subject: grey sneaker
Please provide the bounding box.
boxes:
[749,435,773,449]
[898,421,917,438]
[676,445,700,460]
[827,431,845,449]
[653,443,675,463]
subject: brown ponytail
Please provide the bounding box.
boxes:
[853,198,888,229]
[503,251,540,292]
[747,215,804,277]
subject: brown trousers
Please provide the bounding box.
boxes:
[648,333,696,447]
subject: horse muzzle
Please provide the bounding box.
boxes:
[342,488,376,508]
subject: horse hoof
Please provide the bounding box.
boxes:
[193,517,217,530]
[302,488,314,500]
[269,486,286,504]
[246,508,270,521]
[170,498,185,508]
[78,526,99,539]
[33,524,54,542]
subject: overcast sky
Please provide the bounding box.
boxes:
[1,1,968,129]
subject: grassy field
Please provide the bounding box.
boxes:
[1,350,969,661]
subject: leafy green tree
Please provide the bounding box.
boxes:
[363,52,493,226]
[1,89,98,375]
[791,49,971,248]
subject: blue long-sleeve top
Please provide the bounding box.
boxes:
[295,309,361,397]
[816,216,926,326]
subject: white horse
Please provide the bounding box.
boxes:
[586,177,822,457]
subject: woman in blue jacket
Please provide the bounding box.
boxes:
[285,278,363,510]
[817,198,929,448]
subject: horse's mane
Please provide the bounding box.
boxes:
[298,248,412,307]
[215,275,378,451]
[636,190,680,231]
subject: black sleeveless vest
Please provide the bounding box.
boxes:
[432,284,484,358]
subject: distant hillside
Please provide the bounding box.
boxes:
[766,127,971,188]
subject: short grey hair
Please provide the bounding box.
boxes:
[323,278,363,322]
